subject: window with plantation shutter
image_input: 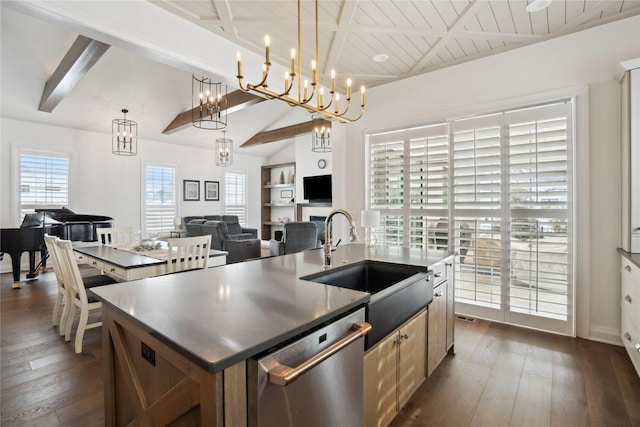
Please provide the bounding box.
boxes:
[144,164,176,235]
[366,99,574,335]
[224,171,247,225]
[19,151,69,219]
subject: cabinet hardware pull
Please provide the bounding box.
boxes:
[625,295,632,303]
[435,292,443,297]
[110,268,116,273]
[624,332,632,342]
[401,334,409,340]
[435,272,442,278]
[268,321,371,386]
[446,262,452,267]
[92,261,97,265]
[625,265,631,272]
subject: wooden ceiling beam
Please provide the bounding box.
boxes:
[241,119,331,148]
[38,35,110,113]
[162,90,264,134]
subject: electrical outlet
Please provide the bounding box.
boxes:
[141,342,156,366]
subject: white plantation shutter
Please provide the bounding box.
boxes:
[224,171,247,225]
[366,99,574,335]
[452,114,504,310]
[144,164,176,234]
[506,102,572,322]
[19,151,69,217]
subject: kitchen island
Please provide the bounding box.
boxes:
[92,243,456,426]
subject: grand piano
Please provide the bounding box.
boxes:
[0,208,113,289]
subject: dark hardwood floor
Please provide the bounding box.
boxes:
[2,270,639,426]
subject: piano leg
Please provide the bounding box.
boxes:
[6,251,22,289]
[26,250,40,279]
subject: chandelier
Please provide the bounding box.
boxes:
[192,74,227,130]
[112,108,137,156]
[216,131,233,167]
[236,0,365,123]
[311,116,331,152]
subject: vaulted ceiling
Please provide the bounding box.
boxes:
[1,1,639,158]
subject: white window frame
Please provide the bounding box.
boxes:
[16,148,71,222]
[142,161,177,236]
[366,99,575,336]
[224,170,248,226]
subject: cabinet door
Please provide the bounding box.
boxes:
[363,331,399,427]
[398,310,426,409]
[428,282,448,376]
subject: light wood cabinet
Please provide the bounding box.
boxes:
[427,281,447,376]
[363,309,426,427]
[427,256,455,376]
[261,162,296,240]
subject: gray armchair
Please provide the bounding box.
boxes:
[270,222,321,256]
[202,220,260,264]
[222,215,258,239]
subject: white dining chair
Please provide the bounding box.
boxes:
[96,227,133,245]
[55,238,115,353]
[44,235,69,334]
[166,235,212,273]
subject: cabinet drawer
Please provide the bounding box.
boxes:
[431,262,448,286]
[621,258,640,330]
[621,310,640,378]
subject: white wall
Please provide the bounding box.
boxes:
[0,118,266,271]
[334,15,640,343]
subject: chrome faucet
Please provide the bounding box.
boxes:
[323,209,358,267]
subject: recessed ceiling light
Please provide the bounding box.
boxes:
[526,0,552,13]
[373,53,388,63]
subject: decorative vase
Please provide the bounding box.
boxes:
[279,171,285,184]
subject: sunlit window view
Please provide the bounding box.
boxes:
[367,100,573,334]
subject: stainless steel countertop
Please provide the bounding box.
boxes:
[91,243,456,372]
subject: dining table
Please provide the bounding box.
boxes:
[73,243,227,282]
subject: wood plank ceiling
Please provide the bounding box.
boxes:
[151,0,640,93]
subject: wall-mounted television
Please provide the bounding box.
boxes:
[303,174,332,202]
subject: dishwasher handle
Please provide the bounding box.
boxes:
[268,321,372,386]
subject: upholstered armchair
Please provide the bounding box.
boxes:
[269,222,321,256]
[185,219,207,237]
[202,220,260,264]
[222,215,258,239]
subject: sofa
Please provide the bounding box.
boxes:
[183,215,257,240]
[201,220,260,264]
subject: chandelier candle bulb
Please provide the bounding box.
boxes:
[236,52,242,78]
[330,69,335,93]
[265,35,270,64]
[290,49,296,75]
[346,78,352,100]
[361,86,365,106]
[335,94,340,113]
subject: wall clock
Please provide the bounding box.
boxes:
[318,159,327,169]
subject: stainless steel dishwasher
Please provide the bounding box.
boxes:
[248,308,370,427]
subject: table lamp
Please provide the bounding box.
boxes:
[173,216,182,230]
[361,210,380,247]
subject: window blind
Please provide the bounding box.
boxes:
[19,151,69,216]
[144,165,176,234]
[224,172,247,225]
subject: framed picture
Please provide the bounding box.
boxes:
[205,181,220,201]
[183,180,200,201]
[280,189,293,198]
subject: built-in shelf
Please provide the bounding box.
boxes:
[261,162,296,240]
[263,183,294,189]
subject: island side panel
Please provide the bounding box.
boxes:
[101,305,226,426]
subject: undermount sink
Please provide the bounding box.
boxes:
[301,260,434,349]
